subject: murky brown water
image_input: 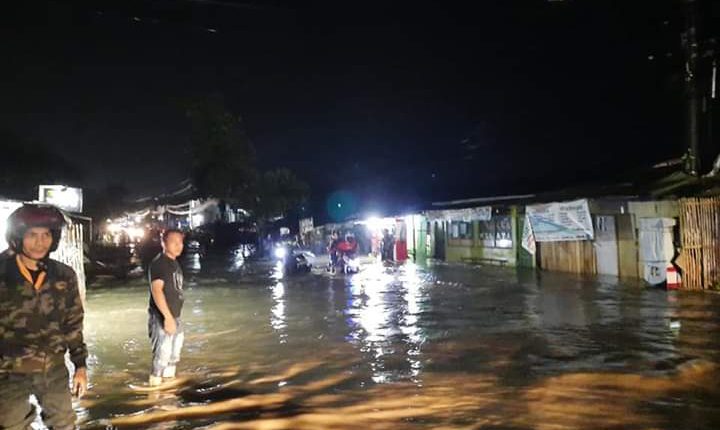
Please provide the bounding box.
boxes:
[74,256,720,429]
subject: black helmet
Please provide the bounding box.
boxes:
[5,204,66,254]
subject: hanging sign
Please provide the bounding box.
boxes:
[521,215,536,254]
[425,206,492,222]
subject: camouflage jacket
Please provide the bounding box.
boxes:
[0,254,87,373]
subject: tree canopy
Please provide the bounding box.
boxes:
[184,97,308,221]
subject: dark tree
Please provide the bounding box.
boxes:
[255,168,309,220]
[185,96,257,206]
[183,97,310,222]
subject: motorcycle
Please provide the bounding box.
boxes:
[336,251,360,274]
[328,239,360,274]
[274,243,312,274]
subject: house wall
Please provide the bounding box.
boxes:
[583,199,679,279]
[433,199,679,279]
[616,214,638,278]
[444,207,519,266]
[406,215,428,262]
[445,241,517,265]
[628,201,679,219]
[538,240,597,275]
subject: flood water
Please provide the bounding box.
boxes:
[74,253,720,429]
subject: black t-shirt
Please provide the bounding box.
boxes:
[148,253,184,320]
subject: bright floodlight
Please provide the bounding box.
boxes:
[274,247,287,259]
[366,216,382,232]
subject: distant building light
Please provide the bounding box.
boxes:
[38,185,83,213]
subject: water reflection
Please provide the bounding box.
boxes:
[519,273,687,374]
[398,264,424,381]
[193,245,255,273]
[270,281,287,342]
[76,261,720,429]
[344,263,427,384]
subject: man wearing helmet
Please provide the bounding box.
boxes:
[0,204,88,430]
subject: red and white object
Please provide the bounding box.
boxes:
[666,264,682,290]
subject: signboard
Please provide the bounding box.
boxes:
[38,185,83,213]
[425,206,492,222]
[526,199,594,242]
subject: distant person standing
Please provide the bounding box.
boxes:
[371,231,380,259]
[381,228,395,262]
[147,229,185,386]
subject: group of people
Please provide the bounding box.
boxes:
[0,204,186,429]
[327,231,359,272]
[327,228,396,272]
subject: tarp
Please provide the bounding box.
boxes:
[521,215,536,255]
[638,218,675,263]
[526,199,594,242]
[637,217,676,286]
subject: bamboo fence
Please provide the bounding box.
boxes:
[678,197,720,290]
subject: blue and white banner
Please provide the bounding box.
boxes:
[526,199,594,242]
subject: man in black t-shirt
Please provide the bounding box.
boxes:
[147,229,185,386]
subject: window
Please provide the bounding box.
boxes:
[477,215,513,248]
[478,219,495,247]
[450,221,473,239]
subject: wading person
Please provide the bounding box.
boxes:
[381,228,395,262]
[0,204,88,430]
[327,230,340,273]
[148,229,185,386]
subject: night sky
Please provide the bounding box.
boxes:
[0,1,705,215]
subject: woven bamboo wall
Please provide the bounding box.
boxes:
[678,197,720,290]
